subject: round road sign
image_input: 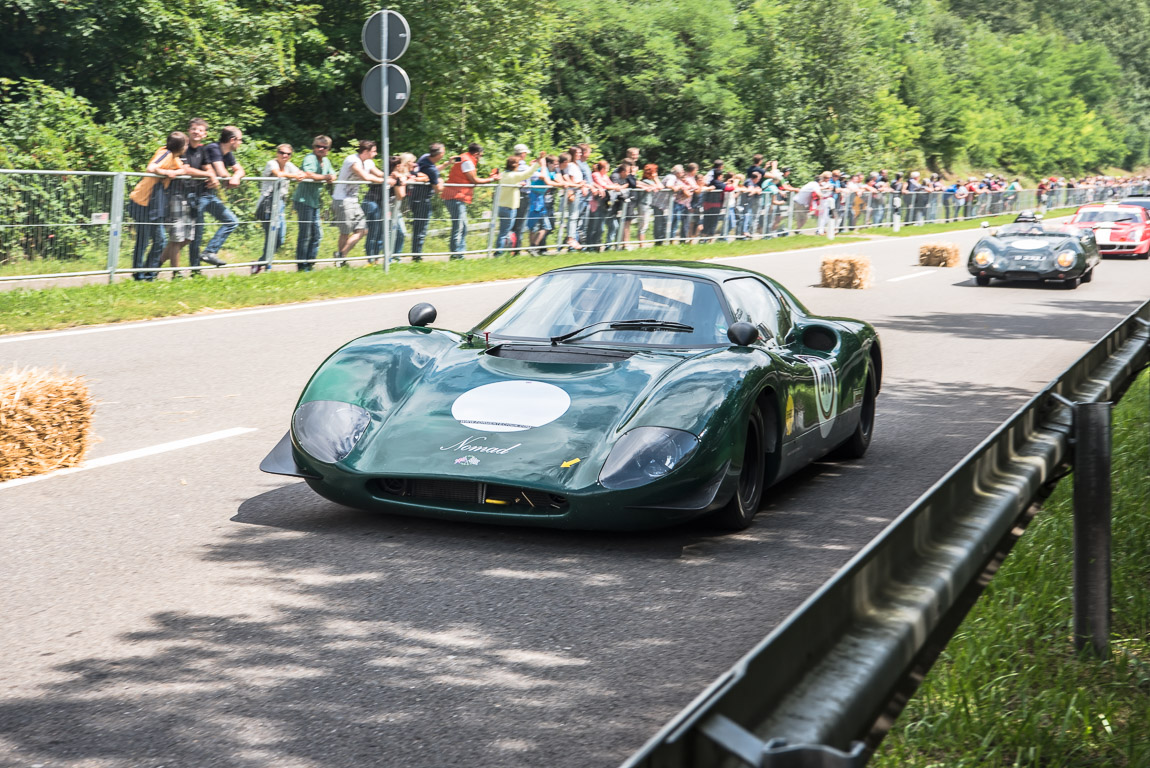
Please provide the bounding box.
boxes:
[362,10,410,63]
[362,64,411,116]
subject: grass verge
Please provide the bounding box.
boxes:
[0,234,861,336]
[874,370,1150,768]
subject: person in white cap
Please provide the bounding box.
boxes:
[907,170,926,225]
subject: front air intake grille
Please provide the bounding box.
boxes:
[370,478,568,514]
[1004,271,1042,281]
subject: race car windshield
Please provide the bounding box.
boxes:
[996,223,1070,237]
[1073,209,1144,224]
[478,271,730,346]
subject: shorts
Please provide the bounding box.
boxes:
[333,198,367,234]
[524,209,552,232]
[166,195,196,242]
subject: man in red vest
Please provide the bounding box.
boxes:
[441,143,499,259]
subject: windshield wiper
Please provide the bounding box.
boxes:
[550,318,694,345]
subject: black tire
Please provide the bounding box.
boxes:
[975,274,991,286]
[1062,276,1080,289]
[712,403,768,530]
[828,364,876,460]
[1081,268,1093,283]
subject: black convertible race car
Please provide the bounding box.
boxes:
[968,211,1100,288]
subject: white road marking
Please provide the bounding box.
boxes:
[0,279,534,345]
[888,271,936,282]
[0,427,257,490]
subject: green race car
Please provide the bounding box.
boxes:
[260,261,881,530]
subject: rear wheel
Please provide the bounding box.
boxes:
[975,274,991,286]
[828,364,877,460]
[712,403,767,531]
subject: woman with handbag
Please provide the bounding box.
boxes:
[253,144,303,273]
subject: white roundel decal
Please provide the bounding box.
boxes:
[1009,239,1048,250]
[796,355,839,437]
[451,380,571,432]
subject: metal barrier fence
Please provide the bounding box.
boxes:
[2,167,1149,282]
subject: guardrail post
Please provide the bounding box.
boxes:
[106,172,126,283]
[486,184,501,257]
[262,181,282,269]
[1072,400,1113,658]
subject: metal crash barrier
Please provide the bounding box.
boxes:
[621,300,1150,768]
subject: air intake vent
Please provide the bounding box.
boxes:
[370,478,568,514]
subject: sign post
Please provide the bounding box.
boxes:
[362,9,410,274]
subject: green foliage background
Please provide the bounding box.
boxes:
[1,0,1145,177]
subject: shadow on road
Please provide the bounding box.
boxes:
[879,297,1143,342]
[0,379,1043,768]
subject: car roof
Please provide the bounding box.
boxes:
[547,260,767,284]
[1075,202,1148,216]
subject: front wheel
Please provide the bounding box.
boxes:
[1062,276,1080,289]
[1081,268,1093,283]
[975,274,991,286]
[712,403,767,530]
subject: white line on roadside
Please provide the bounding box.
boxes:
[888,271,935,282]
[0,427,257,490]
[0,279,534,345]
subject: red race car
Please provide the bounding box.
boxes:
[1067,203,1150,259]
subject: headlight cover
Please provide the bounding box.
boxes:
[292,400,371,464]
[973,249,994,266]
[1056,250,1076,268]
[599,427,699,490]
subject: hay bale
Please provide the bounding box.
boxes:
[0,367,95,481]
[918,241,961,267]
[820,255,873,289]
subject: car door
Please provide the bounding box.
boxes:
[723,277,825,469]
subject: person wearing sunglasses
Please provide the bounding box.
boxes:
[291,136,337,271]
[253,144,305,273]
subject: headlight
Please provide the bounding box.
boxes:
[1056,251,1076,268]
[599,427,698,490]
[293,400,371,463]
[973,249,993,266]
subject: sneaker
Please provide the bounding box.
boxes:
[201,253,227,267]
[171,271,184,280]
[250,265,263,275]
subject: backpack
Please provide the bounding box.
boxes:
[128,149,173,209]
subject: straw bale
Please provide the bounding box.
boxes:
[918,241,961,267]
[0,367,95,481]
[819,255,873,289]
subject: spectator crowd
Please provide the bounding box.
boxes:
[125,118,1150,279]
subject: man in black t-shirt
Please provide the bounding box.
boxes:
[187,125,245,267]
[409,142,446,259]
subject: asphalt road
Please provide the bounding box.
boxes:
[2,229,1148,768]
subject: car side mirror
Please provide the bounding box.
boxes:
[727,322,759,346]
[408,302,437,327]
